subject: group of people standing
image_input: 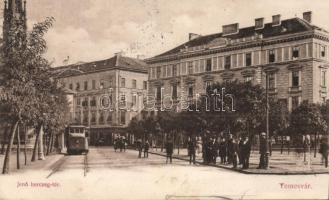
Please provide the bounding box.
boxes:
[113,136,127,152]
[136,139,150,158]
[187,134,252,169]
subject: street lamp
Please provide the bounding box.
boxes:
[265,72,270,169]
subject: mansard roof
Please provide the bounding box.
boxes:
[152,17,327,59]
[52,55,148,78]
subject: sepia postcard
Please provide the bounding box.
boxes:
[0,0,329,199]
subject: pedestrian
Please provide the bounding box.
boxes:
[319,138,328,168]
[211,137,218,164]
[232,138,239,168]
[144,140,150,158]
[257,132,268,169]
[227,134,234,164]
[114,137,118,152]
[187,137,196,164]
[219,138,227,164]
[240,136,251,169]
[196,137,202,154]
[122,136,127,152]
[137,139,143,158]
[165,138,174,164]
[238,137,243,165]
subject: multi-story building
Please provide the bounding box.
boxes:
[146,12,329,112]
[54,53,148,145]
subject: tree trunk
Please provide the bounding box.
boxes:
[16,125,21,170]
[161,132,164,152]
[1,125,10,155]
[49,133,54,153]
[38,125,45,160]
[314,133,318,158]
[31,125,41,162]
[24,125,27,165]
[46,133,51,155]
[2,120,19,174]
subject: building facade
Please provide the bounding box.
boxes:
[54,54,148,146]
[146,12,329,112]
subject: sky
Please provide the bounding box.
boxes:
[2,0,329,67]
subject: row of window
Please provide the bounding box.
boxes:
[68,79,147,91]
[76,94,140,108]
[150,44,327,79]
[76,111,126,125]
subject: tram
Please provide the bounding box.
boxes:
[66,125,89,155]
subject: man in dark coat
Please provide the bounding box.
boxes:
[258,132,268,169]
[165,138,174,164]
[136,139,143,158]
[232,138,239,168]
[219,138,227,164]
[227,134,234,164]
[144,140,150,158]
[187,137,196,164]
[319,138,329,168]
[240,136,251,169]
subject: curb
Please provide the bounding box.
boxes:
[146,150,329,175]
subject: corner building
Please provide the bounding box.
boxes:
[146,12,329,112]
[54,54,148,146]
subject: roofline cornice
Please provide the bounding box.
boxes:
[146,31,324,64]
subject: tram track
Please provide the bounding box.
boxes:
[46,155,69,179]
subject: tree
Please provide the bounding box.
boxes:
[289,101,327,157]
[0,17,59,174]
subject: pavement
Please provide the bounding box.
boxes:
[0,147,328,200]
[146,148,329,175]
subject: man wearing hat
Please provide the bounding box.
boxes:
[258,132,268,169]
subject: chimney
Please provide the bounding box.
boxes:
[189,33,201,41]
[255,18,264,30]
[272,14,281,26]
[303,11,312,23]
[222,23,239,36]
[115,51,122,66]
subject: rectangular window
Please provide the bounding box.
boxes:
[132,95,137,107]
[292,47,299,59]
[188,85,193,97]
[107,113,112,123]
[121,78,126,88]
[246,53,252,66]
[143,81,147,90]
[120,94,126,104]
[82,97,88,107]
[156,86,161,101]
[194,60,199,73]
[188,62,193,74]
[172,85,178,100]
[69,83,73,90]
[132,79,137,89]
[321,46,326,57]
[206,59,212,72]
[292,71,299,87]
[224,56,231,69]
[213,57,217,70]
[167,65,172,77]
[173,65,177,77]
[162,66,166,78]
[321,70,326,86]
[76,98,81,105]
[269,50,275,63]
[120,111,126,125]
[76,83,80,91]
[99,112,104,124]
[292,96,299,110]
[91,112,96,124]
[156,67,161,78]
[90,97,96,107]
[92,80,96,89]
[268,73,275,89]
[84,81,88,90]
[200,59,205,72]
